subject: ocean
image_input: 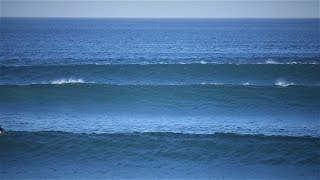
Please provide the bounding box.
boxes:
[0,18,319,179]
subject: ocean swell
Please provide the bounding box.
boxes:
[1,64,320,86]
[1,131,319,166]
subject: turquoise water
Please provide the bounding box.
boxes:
[0,18,319,179]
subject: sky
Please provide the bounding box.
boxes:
[0,0,319,18]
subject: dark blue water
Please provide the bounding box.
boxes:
[1,18,319,65]
[0,18,319,179]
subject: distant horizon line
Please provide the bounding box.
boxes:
[1,17,319,19]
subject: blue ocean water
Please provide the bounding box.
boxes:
[0,18,320,179]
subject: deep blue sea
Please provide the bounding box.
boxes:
[0,18,320,179]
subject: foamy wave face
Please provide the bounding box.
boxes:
[51,78,85,84]
[275,80,295,87]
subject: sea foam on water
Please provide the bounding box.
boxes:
[51,78,85,84]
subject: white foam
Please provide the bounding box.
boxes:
[50,78,85,84]
[242,82,250,86]
[200,61,207,64]
[265,59,279,64]
[275,80,295,87]
[200,82,223,85]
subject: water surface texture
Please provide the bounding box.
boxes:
[0,18,320,179]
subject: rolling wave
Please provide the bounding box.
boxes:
[2,61,320,67]
[1,131,319,166]
[1,81,316,87]
[1,64,319,86]
[1,83,319,113]
[2,82,319,138]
